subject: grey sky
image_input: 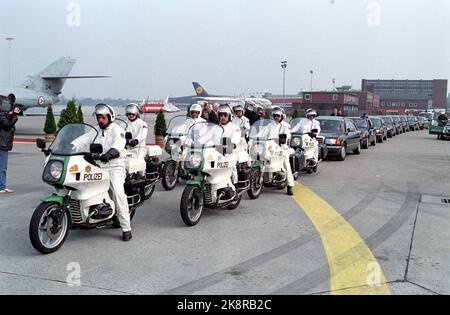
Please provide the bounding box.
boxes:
[1,0,449,100]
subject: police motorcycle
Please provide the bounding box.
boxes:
[29,123,154,254]
[161,115,191,190]
[289,118,320,174]
[248,119,298,189]
[179,121,259,226]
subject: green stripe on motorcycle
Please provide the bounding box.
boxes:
[186,179,202,187]
[40,195,64,205]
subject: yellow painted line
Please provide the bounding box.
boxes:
[293,182,391,295]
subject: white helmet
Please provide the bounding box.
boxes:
[190,103,203,113]
[125,103,140,116]
[306,108,317,118]
[272,106,285,120]
[233,104,244,112]
[218,104,233,123]
[94,103,116,122]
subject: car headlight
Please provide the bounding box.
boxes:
[186,153,203,170]
[291,137,302,147]
[43,160,64,182]
[325,138,337,145]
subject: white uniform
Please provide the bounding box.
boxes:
[264,120,294,187]
[220,121,242,183]
[292,118,321,161]
[126,118,148,158]
[72,123,131,232]
[233,116,250,137]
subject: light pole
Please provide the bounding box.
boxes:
[5,37,14,89]
[332,78,336,91]
[310,70,314,91]
[281,61,287,98]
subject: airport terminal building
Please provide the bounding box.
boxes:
[362,79,448,114]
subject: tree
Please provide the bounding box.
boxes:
[44,105,57,134]
[154,109,167,136]
[58,98,79,130]
[77,105,84,123]
[292,109,299,119]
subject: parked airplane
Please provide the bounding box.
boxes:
[0,57,109,112]
[192,82,272,109]
[140,97,180,114]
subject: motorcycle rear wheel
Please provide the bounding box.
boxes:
[180,185,203,226]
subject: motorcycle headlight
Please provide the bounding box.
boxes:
[43,160,64,182]
[186,153,203,170]
[291,137,301,147]
[253,144,264,155]
[325,138,337,145]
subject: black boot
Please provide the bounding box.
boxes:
[122,231,132,242]
[287,186,293,196]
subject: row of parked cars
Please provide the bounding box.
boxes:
[314,115,428,161]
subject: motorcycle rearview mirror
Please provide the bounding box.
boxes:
[90,143,103,154]
[36,138,46,150]
[279,134,287,145]
[125,132,133,140]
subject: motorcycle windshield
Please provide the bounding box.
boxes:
[167,115,191,137]
[186,122,224,148]
[249,119,280,141]
[290,118,312,133]
[114,118,128,131]
[50,124,98,156]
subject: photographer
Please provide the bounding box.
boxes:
[0,105,21,194]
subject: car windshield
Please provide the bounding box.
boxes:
[371,119,382,128]
[351,118,368,129]
[249,119,280,140]
[407,117,415,121]
[382,117,393,125]
[50,123,98,156]
[318,119,343,133]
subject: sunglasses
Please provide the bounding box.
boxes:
[273,114,281,118]
[218,113,229,117]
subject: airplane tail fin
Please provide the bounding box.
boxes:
[192,82,210,97]
[22,57,109,96]
[23,57,76,96]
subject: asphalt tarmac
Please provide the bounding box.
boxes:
[1,117,450,295]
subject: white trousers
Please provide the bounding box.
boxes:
[105,165,131,232]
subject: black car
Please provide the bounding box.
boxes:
[407,116,419,131]
[369,116,387,143]
[317,116,361,161]
[349,117,376,148]
[390,116,403,135]
[399,116,409,132]
[381,116,396,138]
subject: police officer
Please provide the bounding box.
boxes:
[232,104,250,138]
[125,103,148,159]
[72,104,132,241]
[292,109,321,163]
[218,105,241,192]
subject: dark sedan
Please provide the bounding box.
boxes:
[407,116,419,131]
[349,117,376,148]
[381,116,396,138]
[317,116,361,161]
[399,116,409,132]
[390,116,403,135]
[369,117,387,143]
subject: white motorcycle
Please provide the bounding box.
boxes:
[179,122,260,226]
[249,119,299,190]
[161,115,190,190]
[289,118,320,174]
[29,123,157,254]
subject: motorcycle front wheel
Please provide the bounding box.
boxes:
[180,185,203,226]
[29,202,69,254]
[161,161,179,191]
[247,169,263,200]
